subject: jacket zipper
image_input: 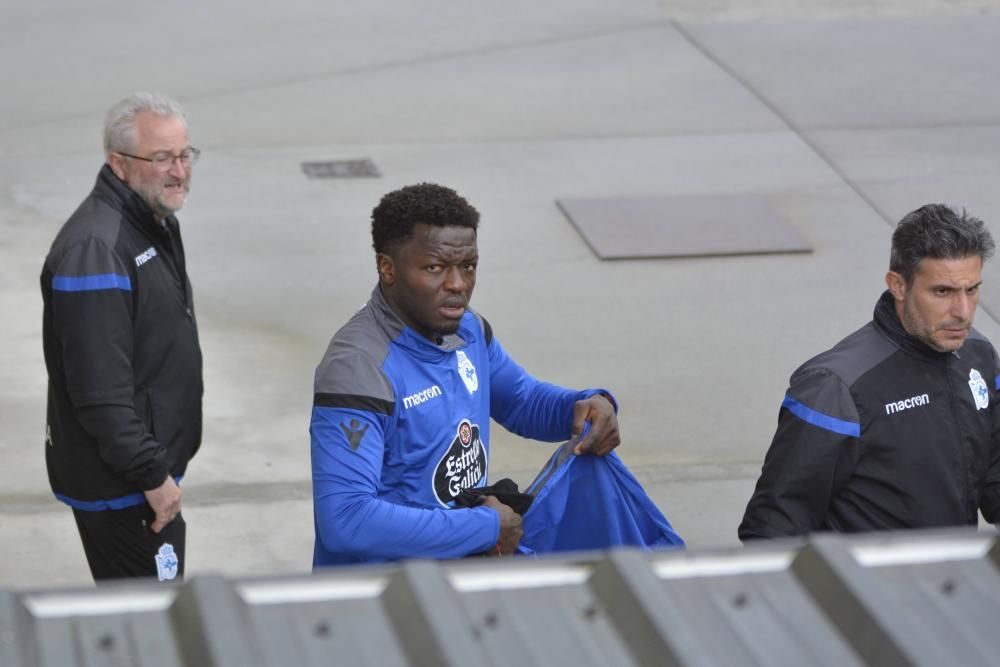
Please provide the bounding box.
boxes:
[944,356,976,519]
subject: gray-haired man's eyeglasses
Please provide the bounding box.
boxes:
[117,147,201,171]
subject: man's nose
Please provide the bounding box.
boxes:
[952,291,974,321]
[167,156,188,179]
[443,267,465,291]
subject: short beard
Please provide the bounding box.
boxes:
[901,300,960,353]
[133,182,186,219]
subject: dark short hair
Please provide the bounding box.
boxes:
[890,204,994,285]
[371,183,479,254]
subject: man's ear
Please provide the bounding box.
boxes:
[886,271,907,302]
[107,153,128,181]
[376,253,395,286]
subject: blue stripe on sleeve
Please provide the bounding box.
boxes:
[995,375,1000,391]
[52,273,132,292]
[781,396,860,438]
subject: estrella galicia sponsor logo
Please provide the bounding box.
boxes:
[969,368,990,410]
[432,419,487,506]
[155,543,179,581]
[340,418,369,451]
[456,349,478,394]
[135,246,158,267]
[403,384,442,410]
[884,393,930,415]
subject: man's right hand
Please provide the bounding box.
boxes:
[144,476,181,533]
[481,495,523,556]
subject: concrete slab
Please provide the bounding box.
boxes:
[681,16,1000,129]
[557,194,812,259]
[0,5,788,160]
[0,0,670,131]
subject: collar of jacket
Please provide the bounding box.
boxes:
[873,289,959,361]
[91,163,177,243]
[368,284,472,357]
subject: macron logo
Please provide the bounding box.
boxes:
[135,246,158,267]
[403,385,442,410]
[885,393,930,415]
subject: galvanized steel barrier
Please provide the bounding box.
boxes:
[3,527,999,666]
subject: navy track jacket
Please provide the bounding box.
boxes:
[41,165,203,510]
[740,292,1000,538]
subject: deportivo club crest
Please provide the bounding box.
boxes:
[432,419,487,506]
[155,543,179,581]
[969,368,990,410]
[456,349,478,394]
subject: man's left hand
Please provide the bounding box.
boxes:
[571,394,620,456]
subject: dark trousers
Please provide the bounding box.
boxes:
[72,504,186,582]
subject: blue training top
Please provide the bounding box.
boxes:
[310,286,607,566]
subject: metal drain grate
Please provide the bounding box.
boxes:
[302,159,381,179]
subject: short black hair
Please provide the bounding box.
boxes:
[371,183,479,254]
[890,204,994,285]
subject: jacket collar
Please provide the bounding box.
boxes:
[369,285,470,354]
[873,289,957,360]
[91,163,176,242]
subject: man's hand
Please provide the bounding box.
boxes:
[144,476,181,534]
[481,495,523,556]
[571,394,620,456]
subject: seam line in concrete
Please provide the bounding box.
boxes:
[671,19,1000,326]
[670,20,895,226]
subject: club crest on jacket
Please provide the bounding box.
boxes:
[456,349,478,394]
[155,543,179,581]
[969,368,990,410]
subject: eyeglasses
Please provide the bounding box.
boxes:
[118,147,201,171]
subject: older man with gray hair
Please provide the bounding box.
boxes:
[41,92,203,581]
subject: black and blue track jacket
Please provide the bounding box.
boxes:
[41,165,203,510]
[740,291,1000,539]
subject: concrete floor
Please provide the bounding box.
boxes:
[3,0,1000,589]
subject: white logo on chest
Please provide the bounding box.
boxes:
[135,246,158,267]
[456,349,478,394]
[884,393,930,415]
[969,368,990,410]
[403,385,442,410]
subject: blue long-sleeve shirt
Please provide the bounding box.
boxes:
[311,287,605,566]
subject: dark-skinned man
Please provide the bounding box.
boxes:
[310,183,621,565]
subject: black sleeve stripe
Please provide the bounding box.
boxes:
[480,315,493,345]
[314,392,394,415]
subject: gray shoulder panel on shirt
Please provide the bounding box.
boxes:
[314,302,395,405]
[47,198,126,272]
[793,322,897,389]
[785,322,897,423]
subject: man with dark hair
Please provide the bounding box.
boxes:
[740,204,1000,539]
[41,92,203,580]
[310,183,623,565]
